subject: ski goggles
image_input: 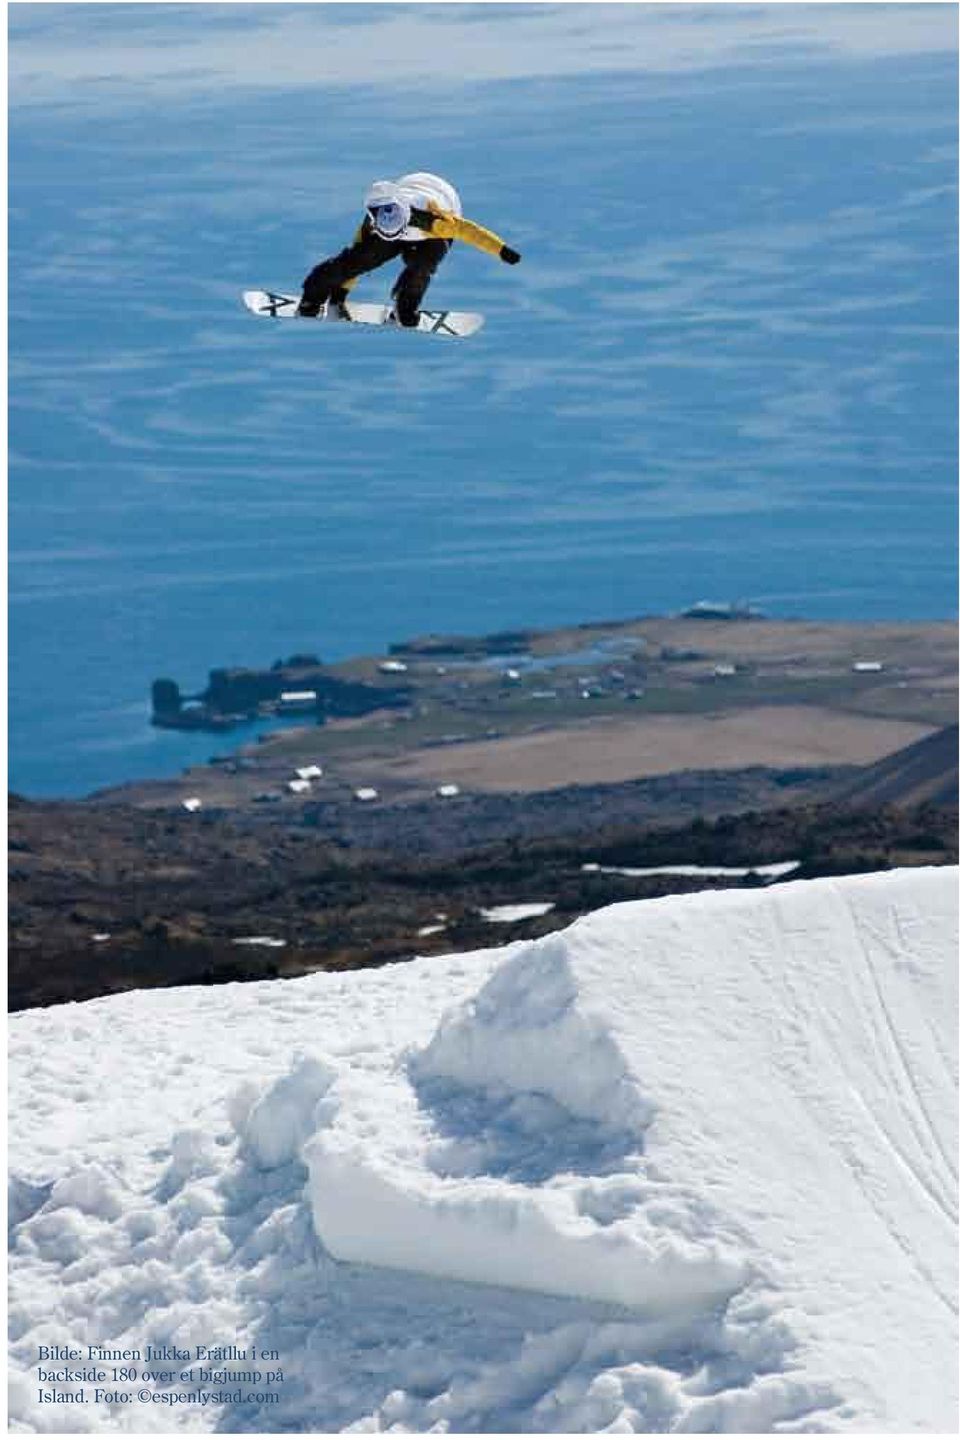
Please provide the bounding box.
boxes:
[367,200,409,239]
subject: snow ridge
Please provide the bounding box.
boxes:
[412,928,654,1133]
[304,928,750,1320]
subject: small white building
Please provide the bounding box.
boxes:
[436,784,461,799]
[354,787,379,803]
[287,778,312,795]
[296,764,324,781]
[182,797,203,813]
[378,660,408,674]
[279,690,317,712]
[853,661,884,673]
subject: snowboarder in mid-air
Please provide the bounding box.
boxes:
[298,173,521,326]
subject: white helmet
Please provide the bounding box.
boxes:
[364,180,411,240]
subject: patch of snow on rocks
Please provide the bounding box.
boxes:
[480,901,555,922]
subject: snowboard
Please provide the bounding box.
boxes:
[242,290,484,339]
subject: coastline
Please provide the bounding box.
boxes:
[97,613,956,814]
[11,614,957,1012]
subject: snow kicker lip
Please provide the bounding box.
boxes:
[310,1163,751,1318]
[304,868,956,1372]
[300,928,750,1314]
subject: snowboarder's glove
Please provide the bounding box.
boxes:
[499,246,521,265]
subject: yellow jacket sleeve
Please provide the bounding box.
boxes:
[426,204,510,259]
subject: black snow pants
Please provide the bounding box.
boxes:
[302,227,451,326]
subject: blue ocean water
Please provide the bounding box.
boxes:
[9,5,958,797]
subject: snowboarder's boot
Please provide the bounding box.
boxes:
[299,287,351,320]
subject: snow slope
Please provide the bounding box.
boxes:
[8,868,957,1433]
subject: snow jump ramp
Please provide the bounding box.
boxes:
[299,868,957,1430]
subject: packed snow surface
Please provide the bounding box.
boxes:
[8,868,957,1433]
